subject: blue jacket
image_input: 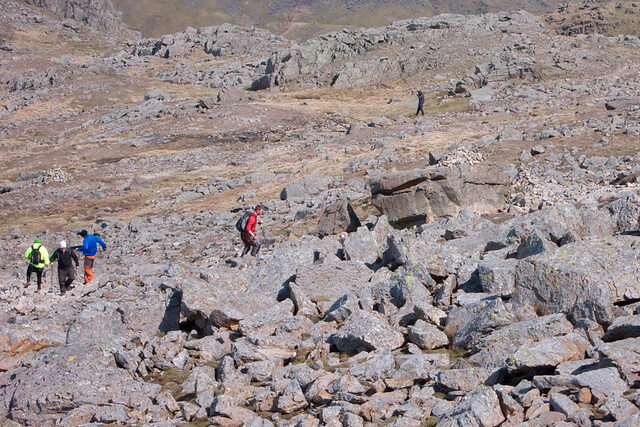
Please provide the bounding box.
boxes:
[78,234,106,256]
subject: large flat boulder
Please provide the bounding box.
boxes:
[513,236,640,326]
[603,315,640,342]
[0,344,161,424]
[370,165,510,224]
[330,310,404,353]
[280,175,331,202]
[468,314,573,368]
[294,259,374,301]
[181,237,328,332]
[532,367,629,398]
[506,333,590,374]
[0,323,66,372]
[435,368,502,392]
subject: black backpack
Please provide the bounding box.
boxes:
[30,245,42,265]
[235,212,251,232]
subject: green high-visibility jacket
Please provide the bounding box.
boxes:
[24,243,50,269]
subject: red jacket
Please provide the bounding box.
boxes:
[243,212,258,239]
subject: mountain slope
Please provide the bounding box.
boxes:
[112,0,567,39]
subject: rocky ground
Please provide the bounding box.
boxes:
[2,0,640,425]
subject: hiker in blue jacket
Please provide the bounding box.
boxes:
[416,90,425,116]
[76,230,106,284]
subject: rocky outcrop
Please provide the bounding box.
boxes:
[370,164,511,224]
[4,344,162,424]
[132,24,290,59]
[251,11,547,90]
[22,0,127,32]
[466,55,540,89]
[8,68,70,92]
[331,52,431,89]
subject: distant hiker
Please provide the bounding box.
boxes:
[49,240,79,295]
[24,238,50,291]
[239,204,264,257]
[77,230,106,284]
[416,90,425,116]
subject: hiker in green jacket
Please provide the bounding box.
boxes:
[24,238,50,291]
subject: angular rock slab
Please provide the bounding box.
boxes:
[408,321,449,350]
[330,310,404,353]
[469,313,573,369]
[603,315,640,342]
[370,164,510,224]
[533,367,629,398]
[597,337,640,386]
[390,353,451,381]
[316,199,361,238]
[435,368,502,393]
[341,226,381,264]
[477,259,518,296]
[513,236,640,326]
[452,298,517,349]
[506,332,590,374]
[436,385,505,427]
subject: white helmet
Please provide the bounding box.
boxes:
[60,240,67,248]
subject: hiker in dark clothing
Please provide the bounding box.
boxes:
[49,240,79,295]
[416,90,425,116]
[24,238,50,291]
[77,230,106,284]
[241,204,264,257]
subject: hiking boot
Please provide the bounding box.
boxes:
[225,257,241,267]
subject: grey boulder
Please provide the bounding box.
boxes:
[468,313,573,368]
[506,332,590,374]
[330,310,404,353]
[436,385,505,427]
[513,236,640,326]
[316,199,361,238]
[408,320,449,350]
[281,175,331,201]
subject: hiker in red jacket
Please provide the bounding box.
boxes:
[241,204,264,257]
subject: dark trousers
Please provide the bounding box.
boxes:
[58,267,76,294]
[416,104,424,116]
[241,235,261,257]
[26,264,44,289]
